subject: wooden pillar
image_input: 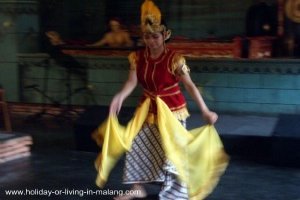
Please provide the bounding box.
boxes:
[0,89,12,132]
[277,0,285,37]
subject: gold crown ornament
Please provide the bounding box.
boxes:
[140,0,171,40]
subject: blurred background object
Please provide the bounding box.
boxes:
[86,18,133,48]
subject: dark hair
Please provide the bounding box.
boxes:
[161,18,168,28]
[161,19,171,43]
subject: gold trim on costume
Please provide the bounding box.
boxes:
[144,59,150,89]
[146,106,190,124]
[178,64,190,75]
[144,89,181,98]
[143,88,189,123]
[171,54,190,76]
[152,63,157,91]
[163,83,179,91]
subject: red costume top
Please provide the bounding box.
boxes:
[129,47,190,122]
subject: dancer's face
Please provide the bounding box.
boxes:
[143,32,164,50]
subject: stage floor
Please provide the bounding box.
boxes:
[0,150,299,200]
[0,110,300,199]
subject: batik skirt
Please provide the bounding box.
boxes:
[122,122,189,200]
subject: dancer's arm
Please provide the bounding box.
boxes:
[109,70,137,115]
[180,73,218,124]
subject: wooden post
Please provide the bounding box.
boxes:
[0,89,12,132]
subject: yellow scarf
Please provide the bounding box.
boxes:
[93,97,229,200]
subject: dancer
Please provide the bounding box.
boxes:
[93,1,229,199]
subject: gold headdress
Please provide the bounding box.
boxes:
[140,0,171,39]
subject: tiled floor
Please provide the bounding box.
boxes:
[1,111,300,200]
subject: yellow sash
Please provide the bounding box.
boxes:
[93,97,229,200]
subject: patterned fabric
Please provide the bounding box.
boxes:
[123,123,165,183]
[160,171,189,200]
[123,121,188,199]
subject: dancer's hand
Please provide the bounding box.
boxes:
[109,94,124,116]
[202,110,218,125]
